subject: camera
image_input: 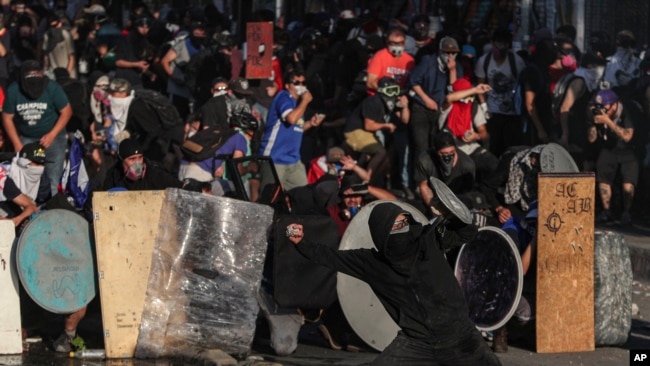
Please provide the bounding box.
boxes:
[591,103,605,116]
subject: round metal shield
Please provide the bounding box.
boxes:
[16,209,96,314]
[337,200,428,351]
[454,226,523,331]
[428,177,472,224]
[540,142,579,173]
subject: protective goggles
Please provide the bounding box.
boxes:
[377,84,400,97]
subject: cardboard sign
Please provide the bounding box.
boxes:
[536,173,595,353]
[246,22,273,79]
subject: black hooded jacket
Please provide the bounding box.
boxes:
[296,202,478,342]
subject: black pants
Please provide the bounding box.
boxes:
[488,113,524,158]
[372,330,502,366]
[409,102,440,165]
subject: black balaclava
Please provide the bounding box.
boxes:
[369,202,422,275]
[20,60,48,100]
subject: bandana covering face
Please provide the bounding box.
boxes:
[108,94,134,137]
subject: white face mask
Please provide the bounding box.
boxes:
[295,85,308,96]
[213,90,228,97]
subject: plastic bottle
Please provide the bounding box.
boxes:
[69,349,106,359]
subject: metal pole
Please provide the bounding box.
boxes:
[573,0,585,52]
[276,0,284,21]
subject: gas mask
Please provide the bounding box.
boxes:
[125,160,146,181]
[388,45,404,57]
[561,54,577,69]
[377,83,400,112]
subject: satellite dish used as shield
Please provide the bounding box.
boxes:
[16,209,96,314]
[337,200,429,351]
[540,143,579,173]
[428,177,472,224]
[454,226,523,331]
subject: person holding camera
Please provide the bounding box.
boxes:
[588,89,639,225]
[285,186,501,365]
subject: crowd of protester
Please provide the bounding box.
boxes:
[0,0,649,357]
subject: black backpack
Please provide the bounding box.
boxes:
[552,73,580,116]
[180,126,237,162]
[133,89,183,130]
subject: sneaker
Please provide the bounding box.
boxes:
[52,333,72,353]
[621,211,632,226]
[596,210,613,224]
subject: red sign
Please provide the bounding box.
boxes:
[246,22,273,79]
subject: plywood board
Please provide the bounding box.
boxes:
[93,191,165,358]
[0,221,21,354]
[536,173,595,353]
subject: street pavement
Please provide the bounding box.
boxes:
[2,221,649,366]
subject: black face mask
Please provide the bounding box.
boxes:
[384,222,423,275]
[189,35,205,49]
[20,73,47,99]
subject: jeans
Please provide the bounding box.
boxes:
[372,330,502,366]
[21,132,67,197]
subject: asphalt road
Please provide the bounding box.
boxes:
[2,224,649,366]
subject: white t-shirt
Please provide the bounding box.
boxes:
[474,52,526,115]
[438,102,487,155]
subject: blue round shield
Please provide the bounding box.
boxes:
[16,209,96,314]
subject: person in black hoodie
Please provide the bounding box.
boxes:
[286,198,501,365]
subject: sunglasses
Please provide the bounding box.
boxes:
[377,84,400,97]
[292,80,306,86]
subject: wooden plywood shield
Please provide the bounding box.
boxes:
[454,226,523,331]
[16,209,95,314]
[0,221,21,354]
[337,200,428,351]
[536,173,595,353]
[93,190,165,358]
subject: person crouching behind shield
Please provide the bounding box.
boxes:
[286,181,502,365]
[492,201,539,353]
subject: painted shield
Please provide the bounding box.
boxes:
[428,177,472,224]
[16,209,95,314]
[337,200,429,351]
[540,142,579,173]
[454,226,523,331]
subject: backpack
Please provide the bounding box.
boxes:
[133,89,183,130]
[551,73,579,116]
[180,126,237,162]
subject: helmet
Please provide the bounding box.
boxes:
[230,112,259,131]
